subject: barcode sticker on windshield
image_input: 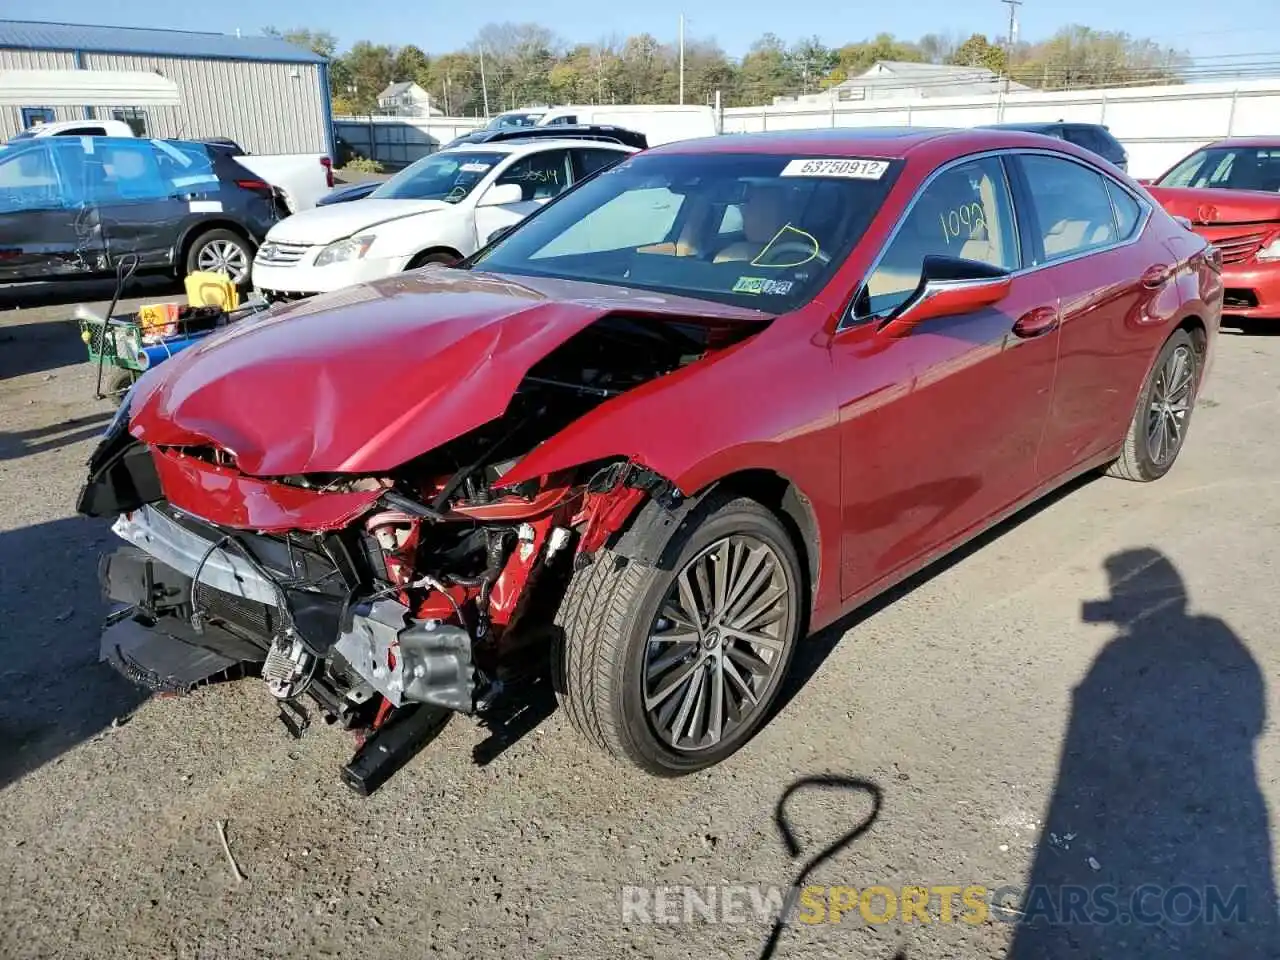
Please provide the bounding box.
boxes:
[780,158,889,179]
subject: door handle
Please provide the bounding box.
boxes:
[1142,263,1174,288]
[1012,305,1059,339]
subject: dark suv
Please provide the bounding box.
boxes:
[0,136,281,286]
[981,122,1128,171]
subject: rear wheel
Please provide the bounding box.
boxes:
[1107,328,1200,482]
[554,494,803,775]
[185,228,253,287]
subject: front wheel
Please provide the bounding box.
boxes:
[554,494,804,775]
[407,250,459,269]
[1107,328,1201,482]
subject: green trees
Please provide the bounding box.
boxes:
[268,21,1190,116]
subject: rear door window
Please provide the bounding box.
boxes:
[494,148,573,201]
[572,147,627,180]
[78,139,172,204]
[1018,154,1119,262]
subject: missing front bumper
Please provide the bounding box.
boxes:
[99,507,485,716]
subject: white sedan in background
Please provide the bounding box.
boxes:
[251,138,637,300]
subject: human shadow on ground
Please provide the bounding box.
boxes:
[1006,547,1276,959]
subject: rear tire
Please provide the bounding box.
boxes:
[553,494,803,775]
[185,228,254,288]
[1106,328,1200,482]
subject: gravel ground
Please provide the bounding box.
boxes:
[1,283,1278,960]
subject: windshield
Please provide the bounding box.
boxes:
[1157,146,1280,192]
[470,152,902,311]
[486,112,544,131]
[370,151,505,202]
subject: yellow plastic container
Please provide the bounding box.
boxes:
[185,271,239,311]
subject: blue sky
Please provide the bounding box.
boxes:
[23,0,1268,60]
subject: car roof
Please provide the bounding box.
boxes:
[1203,136,1280,150]
[446,138,635,156]
[646,126,1100,161]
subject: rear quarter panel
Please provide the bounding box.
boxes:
[1160,219,1222,383]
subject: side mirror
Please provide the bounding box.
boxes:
[880,255,1012,337]
[477,182,523,207]
[486,225,516,244]
[1136,178,1154,186]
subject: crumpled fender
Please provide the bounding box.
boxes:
[498,325,838,501]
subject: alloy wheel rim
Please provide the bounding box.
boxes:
[643,534,791,752]
[1146,344,1195,467]
[197,239,248,283]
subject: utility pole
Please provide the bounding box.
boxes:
[1001,0,1022,94]
[679,14,686,105]
[478,45,490,118]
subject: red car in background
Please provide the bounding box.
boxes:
[1145,138,1280,322]
[78,128,1221,792]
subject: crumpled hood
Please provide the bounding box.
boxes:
[127,269,768,477]
[265,198,455,245]
[1147,185,1280,226]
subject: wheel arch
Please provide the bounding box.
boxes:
[407,246,464,268]
[174,218,256,272]
[1176,313,1207,354]
[609,466,822,623]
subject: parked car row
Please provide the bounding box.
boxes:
[13,118,334,212]
[81,125,1221,791]
[253,136,638,301]
[0,134,283,286]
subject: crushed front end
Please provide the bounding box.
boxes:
[74,305,723,793]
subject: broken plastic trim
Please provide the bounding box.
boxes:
[586,460,684,512]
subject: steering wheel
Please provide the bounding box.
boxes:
[753,239,830,269]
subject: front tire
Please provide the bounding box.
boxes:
[1107,328,1200,482]
[554,494,803,775]
[407,250,459,269]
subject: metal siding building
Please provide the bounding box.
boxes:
[0,20,332,156]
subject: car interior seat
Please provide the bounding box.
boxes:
[713,182,790,262]
[1039,182,1116,257]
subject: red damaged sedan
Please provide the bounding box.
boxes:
[1146,137,1280,321]
[78,128,1222,791]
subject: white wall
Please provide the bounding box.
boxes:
[721,79,1280,179]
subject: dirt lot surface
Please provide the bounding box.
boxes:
[2,282,1278,960]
